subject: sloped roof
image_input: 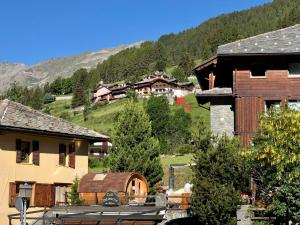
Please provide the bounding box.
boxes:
[134,77,176,86]
[218,24,300,55]
[78,172,148,193]
[0,99,108,141]
[94,87,111,96]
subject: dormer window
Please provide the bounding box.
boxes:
[289,63,300,76]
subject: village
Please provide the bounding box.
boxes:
[1,1,300,225]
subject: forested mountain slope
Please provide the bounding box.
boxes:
[88,0,300,87]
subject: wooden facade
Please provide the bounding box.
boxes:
[195,54,300,146]
[78,172,148,206]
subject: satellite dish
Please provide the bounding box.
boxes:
[15,197,29,212]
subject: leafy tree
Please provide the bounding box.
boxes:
[155,60,167,72]
[109,101,163,193]
[192,120,249,225]
[246,107,300,223]
[49,77,73,95]
[248,107,300,186]
[172,66,187,82]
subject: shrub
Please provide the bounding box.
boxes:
[59,112,71,120]
[43,93,56,104]
[175,144,196,155]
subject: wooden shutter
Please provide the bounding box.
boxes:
[34,183,55,207]
[69,143,76,169]
[8,182,17,207]
[32,141,40,166]
[59,144,66,166]
[16,139,22,163]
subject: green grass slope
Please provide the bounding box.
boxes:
[44,93,209,135]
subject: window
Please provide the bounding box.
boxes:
[288,100,300,111]
[265,100,281,111]
[250,64,266,77]
[20,141,30,163]
[289,63,300,76]
[55,184,71,206]
[59,144,67,166]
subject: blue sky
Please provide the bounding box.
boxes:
[0,0,271,65]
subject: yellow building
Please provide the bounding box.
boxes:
[0,99,108,224]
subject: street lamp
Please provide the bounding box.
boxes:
[19,182,32,198]
[19,182,32,225]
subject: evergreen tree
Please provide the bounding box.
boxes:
[109,101,163,193]
[178,53,195,77]
[144,95,171,153]
[169,107,192,148]
[71,69,89,108]
[144,95,171,138]
[172,66,187,82]
[70,177,82,206]
[192,120,249,225]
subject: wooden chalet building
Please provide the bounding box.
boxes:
[194,24,300,145]
[0,99,108,224]
[133,73,194,98]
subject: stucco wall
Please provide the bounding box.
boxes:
[0,132,89,225]
[210,97,234,137]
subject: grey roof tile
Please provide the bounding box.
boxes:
[218,24,300,55]
[0,99,109,140]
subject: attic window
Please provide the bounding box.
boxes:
[289,63,300,76]
[250,64,266,77]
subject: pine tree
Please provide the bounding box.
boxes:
[71,69,89,108]
[192,120,249,224]
[109,101,163,193]
[178,53,195,77]
[172,66,187,82]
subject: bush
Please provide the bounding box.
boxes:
[91,101,107,110]
[59,112,71,120]
[89,157,110,171]
[127,90,138,101]
[272,181,300,224]
[43,93,56,104]
[175,144,196,155]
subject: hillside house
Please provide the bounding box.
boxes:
[133,73,194,99]
[194,24,300,145]
[93,86,112,102]
[0,99,108,224]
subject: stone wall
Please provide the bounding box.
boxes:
[210,97,234,136]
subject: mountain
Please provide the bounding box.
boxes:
[0,41,143,92]
[87,0,300,86]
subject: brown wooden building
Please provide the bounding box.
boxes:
[78,172,148,206]
[194,24,300,146]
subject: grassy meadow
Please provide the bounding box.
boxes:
[44,93,209,135]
